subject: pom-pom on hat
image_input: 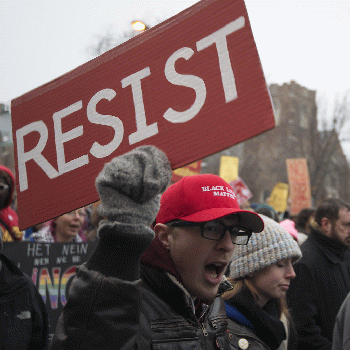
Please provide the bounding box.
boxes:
[229,214,302,279]
[156,174,264,233]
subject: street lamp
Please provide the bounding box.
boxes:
[131,20,149,33]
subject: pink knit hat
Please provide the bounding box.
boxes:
[279,219,299,242]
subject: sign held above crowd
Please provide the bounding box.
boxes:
[11,0,275,229]
[286,158,312,215]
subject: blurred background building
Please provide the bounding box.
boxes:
[201,81,350,206]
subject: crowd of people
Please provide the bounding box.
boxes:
[0,146,349,349]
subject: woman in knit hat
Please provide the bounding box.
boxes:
[223,214,302,350]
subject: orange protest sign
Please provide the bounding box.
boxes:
[286,158,312,215]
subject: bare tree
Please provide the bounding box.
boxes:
[86,19,161,58]
[310,90,350,202]
[86,26,138,58]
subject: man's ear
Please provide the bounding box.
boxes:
[155,223,172,250]
[320,217,332,236]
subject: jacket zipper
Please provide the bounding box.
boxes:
[201,323,208,336]
[210,318,226,329]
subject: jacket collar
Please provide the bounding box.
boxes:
[218,276,233,296]
[140,264,196,320]
[141,264,231,323]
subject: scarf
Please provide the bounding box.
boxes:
[225,286,286,349]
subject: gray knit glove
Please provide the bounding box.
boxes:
[95,145,172,226]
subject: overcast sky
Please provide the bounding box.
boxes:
[1,0,349,155]
[1,0,350,101]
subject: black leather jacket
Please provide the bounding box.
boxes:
[0,254,49,350]
[50,222,233,349]
[228,322,274,350]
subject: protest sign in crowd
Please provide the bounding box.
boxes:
[1,0,350,349]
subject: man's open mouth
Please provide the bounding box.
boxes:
[204,262,226,280]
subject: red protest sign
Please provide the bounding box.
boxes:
[11,0,275,229]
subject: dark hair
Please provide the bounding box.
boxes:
[315,199,350,226]
[296,208,315,229]
[255,207,279,222]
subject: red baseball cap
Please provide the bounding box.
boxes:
[156,174,264,233]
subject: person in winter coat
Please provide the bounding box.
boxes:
[223,215,302,350]
[49,145,264,350]
[286,198,350,350]
[332,292,350,350]
[0,228,49,349]
[0,165,22,241]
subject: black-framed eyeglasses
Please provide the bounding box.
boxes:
[169,220,252,245]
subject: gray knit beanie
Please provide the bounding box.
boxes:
[229,214,302,279]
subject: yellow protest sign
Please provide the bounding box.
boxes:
[171,161,202,183]
[269,183,289,213]
[219,156,239,183]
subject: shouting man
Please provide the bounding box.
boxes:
[50,145,264,349]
